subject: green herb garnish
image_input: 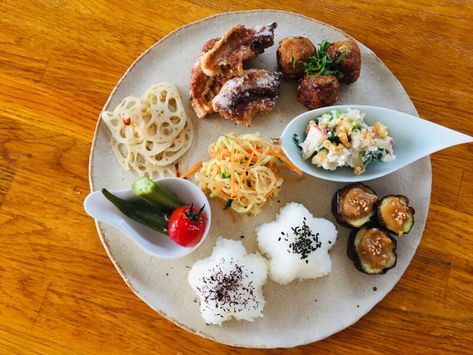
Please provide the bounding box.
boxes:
[303,40,348,81]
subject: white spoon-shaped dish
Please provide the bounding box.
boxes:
[84,177,211,259]
[280,105,473,182]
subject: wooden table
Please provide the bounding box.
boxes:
[1,1,472,353]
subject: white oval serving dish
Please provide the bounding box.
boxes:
[84,177,211,259]
[281,105,472,182]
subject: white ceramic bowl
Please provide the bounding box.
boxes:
[84,178,211,259]
[280,105,473,182]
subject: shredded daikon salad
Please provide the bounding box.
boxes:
[193,132,302,216]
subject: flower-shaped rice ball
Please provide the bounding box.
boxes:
[257,202,337,285]
[188,238,268,325]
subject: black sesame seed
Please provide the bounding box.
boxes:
[286,219,322,260]
[373,287,377,291]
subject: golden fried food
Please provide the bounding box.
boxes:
[327,39,361,84]
[190,23,277,119]
[276,36,316,79]
[297,74,340,109]
[200,23,277,77]
[190,38,235,118]
[212,69,281,126]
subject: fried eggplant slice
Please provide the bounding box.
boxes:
[332,183,378,228]
[377,195,415,237]
[347,227,397,275]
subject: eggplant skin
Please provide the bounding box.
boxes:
[377,195,415,236]
[332,183,378,228]
[347,226,397,275]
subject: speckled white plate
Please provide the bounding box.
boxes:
[89,10,431,348]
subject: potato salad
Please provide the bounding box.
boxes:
[298,109,395,175]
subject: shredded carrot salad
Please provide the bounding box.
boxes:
[193,132,301,216]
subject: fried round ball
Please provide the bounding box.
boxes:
[277,37,316,79]
[297,74,340,109]
[327,39,361,84]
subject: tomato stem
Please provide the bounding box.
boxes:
[184,203,205,222]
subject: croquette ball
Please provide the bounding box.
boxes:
[277,37,316,79]
[297,74,340,109]
[327,39,361,84]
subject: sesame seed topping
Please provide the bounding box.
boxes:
[278,219,322,262]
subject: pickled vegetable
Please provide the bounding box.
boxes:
[102,188,169,234]
[131,176,183,213]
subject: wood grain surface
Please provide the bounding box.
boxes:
[1,1,472,353]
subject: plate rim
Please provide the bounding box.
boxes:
[88,9,432,348]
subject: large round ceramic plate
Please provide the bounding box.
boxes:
[89,10,431,348]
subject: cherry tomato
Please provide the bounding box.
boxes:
[168,204,206,247]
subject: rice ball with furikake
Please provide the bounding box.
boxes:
[188,238,268,326]
[256,202,337,285]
